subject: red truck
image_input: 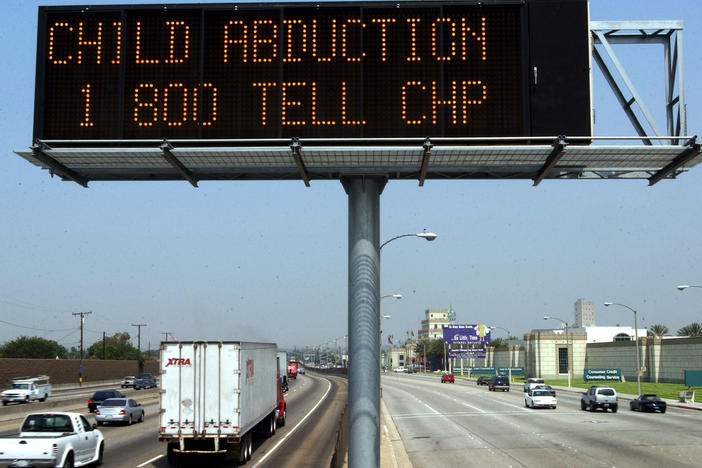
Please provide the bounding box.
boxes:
[287,360,299,379]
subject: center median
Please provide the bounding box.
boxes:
[0,387,160,424]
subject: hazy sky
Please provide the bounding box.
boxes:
[1,0,701,353]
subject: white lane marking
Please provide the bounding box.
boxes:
[137,454,164,467]
[252,377,333,468]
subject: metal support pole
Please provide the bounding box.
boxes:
[346,177,381,468]
[634,310,641,396]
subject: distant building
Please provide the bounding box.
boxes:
[387,342,416,370]
[574,299,596,327]
[419,309,450,339]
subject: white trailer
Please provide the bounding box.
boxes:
[159,341,284,466]
[277,351,288,386]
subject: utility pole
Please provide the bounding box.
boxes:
[131,323,147,353]
[102,331,106,360]
[162,331,172,343]
[72,311,92,386]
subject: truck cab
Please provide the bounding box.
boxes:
[287,360,299,379]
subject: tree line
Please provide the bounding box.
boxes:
[0,333,157,360]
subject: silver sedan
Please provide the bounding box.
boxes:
[95,398,144,426]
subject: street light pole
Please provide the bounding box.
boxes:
[489,326,512,381]
[379,230,437,251]
[351,228,433,468]
[380,294,401,370]
[543,316,571,388]
[604,302,642,396]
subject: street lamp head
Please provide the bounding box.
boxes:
[383,314,391,319]
[543,316,550,320]
[392,294,403,299]
[677,285,690,291]
[416,229,437,241]
[603,302,613,307]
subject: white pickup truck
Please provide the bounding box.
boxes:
[0,412,104,467]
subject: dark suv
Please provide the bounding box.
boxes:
[88,389,124,412]
[488,376,510,392]
[135,373,156,390]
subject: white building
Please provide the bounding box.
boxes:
[419,308,450,339]
[540,299,646,344]
[574,299,596,327]
[572,326,647,343]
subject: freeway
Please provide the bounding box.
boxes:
[381,373,702,467]
[0,372,347,467]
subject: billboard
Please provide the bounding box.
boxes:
[443,324,491,345]
[32,1,591,141]
[448,347,486,359]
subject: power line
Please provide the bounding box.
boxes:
[0,295,75,313]
[0,318,73,333]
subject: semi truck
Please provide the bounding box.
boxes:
[159,341,286,466]
[287,360,299,379]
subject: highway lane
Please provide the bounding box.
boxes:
[382,373,702,467]
[1,373,346,467]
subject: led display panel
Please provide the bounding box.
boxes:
[33,2,589,141]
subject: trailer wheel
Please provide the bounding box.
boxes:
[167,443,181,467]
[237,439,248,465]
[246,433,253,461]
[279,407,286,427]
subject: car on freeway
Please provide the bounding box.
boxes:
[88,389,125,413]
[525,389,557,409]
[488,375,510,392]
[134,373,157,389]
[630,394,667,413]
[298,366,305,375]
[533,384,556,397]
[476,376,490,386]
[121,376,136,388]
[581,386,618,412]
[441,373,455,383]
[393,367,407,373]
[523,378,545,393]
[95,398,145,425]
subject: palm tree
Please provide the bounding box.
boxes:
[677,322,702,337]
[649,324,669,337]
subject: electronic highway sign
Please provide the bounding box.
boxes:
[33,1,591,141]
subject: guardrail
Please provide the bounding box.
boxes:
[330,404,348,468]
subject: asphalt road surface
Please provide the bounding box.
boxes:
[381,373,702,468]
[0,372,346,468]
